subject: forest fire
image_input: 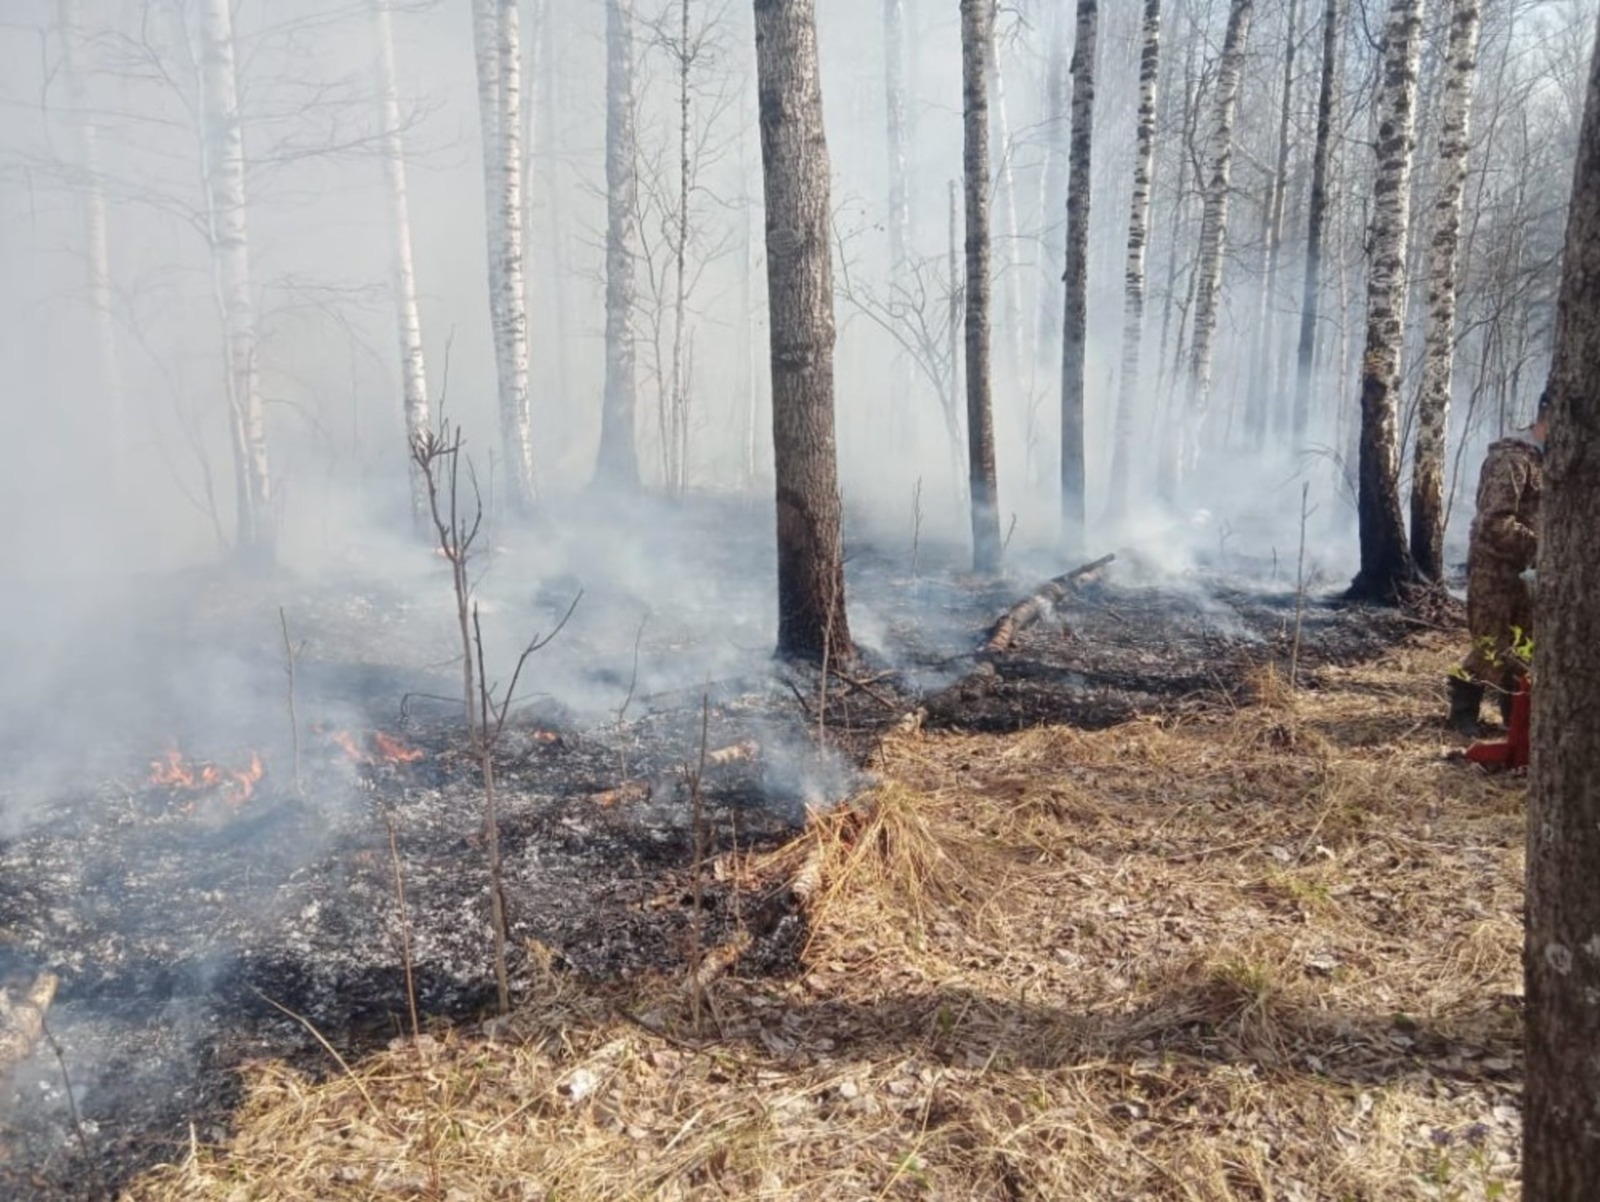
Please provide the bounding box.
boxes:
[327,728,425,764]
[146,748,264,805]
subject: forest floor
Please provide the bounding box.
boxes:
[0,498,1524,1200]
[116,628,1524,1201]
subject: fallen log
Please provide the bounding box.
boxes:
[587,741,762,807]
[691,929,753,988]
[705,739,760,767]
[983,553,1115,654]
[0,970,59,1071]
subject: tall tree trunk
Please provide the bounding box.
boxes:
[752,0,854,663]
[594,0,641,490]
[1034,3,1069,371]
[1408,0,1480,581]
[1348,0,1424,601]
[1109,0,1160,523]
[1155,27,1199,504]
[472,0,535,513]
[371,0,432,531]
[990,14,1027,387]
[1184,0,1254,486]
[1244,0,1298,451]
[961,0,1002,573]
[670,0,693,492]
[1059,0,1097,549]
[884,0,910,277]
[1525,13,1600,1194]
[59,0,125,493]
[1293,0,1343,446]
[198,0,272,562]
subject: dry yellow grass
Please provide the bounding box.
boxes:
[126,633,1527,1201]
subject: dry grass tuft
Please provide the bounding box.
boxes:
[125,632,1528,1201]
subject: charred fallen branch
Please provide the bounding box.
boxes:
[585,740,762,807]
[0,970,59,1072]
[983,553,1115,653]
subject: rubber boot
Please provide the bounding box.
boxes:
[1448,677,1486,736]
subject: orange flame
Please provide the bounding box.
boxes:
[329,729,425,765]
[148,748,264,807]
[371,731,424,762]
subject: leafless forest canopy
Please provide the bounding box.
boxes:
[0,0,1591,576]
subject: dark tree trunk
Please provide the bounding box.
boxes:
[594,0,641,489]
[752,0,854,663]
[1060,0,1097,551]
[1347,0,1422,603]
[1525,14,1600,1196]
[1293,0,1342,446]
[961,0,1002,574]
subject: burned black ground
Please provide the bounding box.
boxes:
[0,498,1456,1200]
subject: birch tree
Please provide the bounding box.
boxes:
[1108,0,1161,522]
[961,0,1002,574]
[1184,0,1254,483]
[1035,4,1069,368]
[1526,17,1600,1192]
[883,0,910,278]
[472,0,536,513]
[1292,0,1343,445]
[752,0,853,663]
[199,0,273,561]
[1408,0,1481,581]
[1059,0,1097,549]
[371,0,431,530]
[594,0,642,490]
[58,0,125,492]
[1244,0,1299,450]
[1349,0,1424,601]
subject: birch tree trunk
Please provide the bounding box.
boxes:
[1184,0,1254,485]
[371,0,432,530]
[961,0,1002,574]
[1034,4,1069,370]
[1244,0,1298,451]
[1059,0,1097,549]
[594,0,641,490]
[1293,0,1342,446]
[472,0,535,513]
[991,15,1027,385]
[1348,0,1424,601]
[1526,17,1600,1193]
[671,0,693,492]
[884,0,910,276]
[752,0,854,664]
[1108,0,1160,522]
[198,0,273,562]
[1408,0,1480,581]
[59,0,125,493]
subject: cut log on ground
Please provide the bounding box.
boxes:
[0,970,59,1071]
[690,929,753,988]
[983,553,1115,653]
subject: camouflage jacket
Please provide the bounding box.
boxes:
[1467,435,1543,571]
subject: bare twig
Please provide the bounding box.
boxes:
[411,418,484,734]
[385,816,420,1042]
[1290,483,1311,692]
[278,606,304,797]
[39,1015,102,1196]
[688,691,711,1033]
[910,476,924,579]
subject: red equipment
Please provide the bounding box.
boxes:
[1464,678,1532,770]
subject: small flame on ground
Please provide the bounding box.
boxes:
[148,748,263,807]
[328,729,425,765]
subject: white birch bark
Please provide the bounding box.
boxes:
[1108,0,1161,521]
[472,0,535,512]
[990,11,1027,384]
[1059,0,1097,547]
[1408,0,1480,581]
[198,0,272,560]
[1350,0,1426,599]
[371,0,431,529]
[1184,0,1254,481]
[58,0,125,490]
[594,0,640,489]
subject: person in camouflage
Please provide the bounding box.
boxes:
[1448,391,1549,734]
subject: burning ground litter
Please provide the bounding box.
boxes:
[0,502,1488,1198]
